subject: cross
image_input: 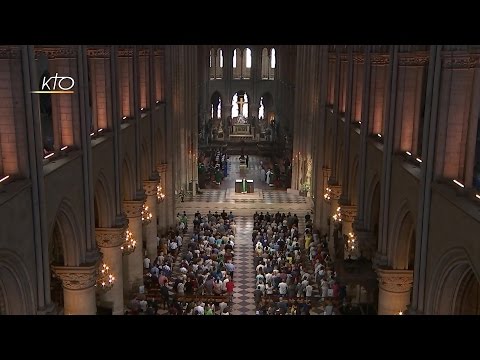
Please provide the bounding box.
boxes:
[237,96,245,115]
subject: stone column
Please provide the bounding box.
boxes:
[96,227,126,315]
[156,163,168,233]
[377,268,413,315]
[341,205,357,259]
[123,200,144,294]
[52,264,98,315]
[318,166,332,233]
[355,229,376,261]
[143,179,159,260]
[329,184,342,260]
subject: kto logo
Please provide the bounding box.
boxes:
[31,73,75,94]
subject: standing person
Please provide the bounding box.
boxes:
[226,277,235,304]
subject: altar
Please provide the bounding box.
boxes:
[235,179,254,193]
[230,115,253,138]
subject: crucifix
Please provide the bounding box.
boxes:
[237,96,245,116]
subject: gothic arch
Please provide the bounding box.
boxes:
[325,128,333,169]
[349,156,359,205]
[140,141,151,181]
[337,146,344,186]
[121,154,135,201]
[388,200,416,270]
[364,173,380,232]
[426,247,480,314]
[0,250,36,314]
[93,171,115,228]
[50,198,83,267]
[154,128,164,166]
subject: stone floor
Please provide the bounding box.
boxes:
[174,155,325,315]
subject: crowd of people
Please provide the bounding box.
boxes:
[251,211,343,315]
[127,210,237,315]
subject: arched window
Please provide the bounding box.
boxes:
[233,48,241,79]
[269,48,276,80]
[215,48,223,79]
[231,93,239,118]
[231,92,249,118]
[259,97,265,119]
[217,98,222,119]
[209,48,215,79]
[243,93,249,117]
[211,104,214,119]
[243,48,251,79]
[261,48,269,79]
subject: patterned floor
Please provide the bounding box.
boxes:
[172,155,325,315]
[230,217,256,315]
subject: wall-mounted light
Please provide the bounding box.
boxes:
[140,107,144,111]
[60,146,68,151]
[122,116,127,120]
[377,134,382,138]
[98,128,103,132]
[90,132,95,137]
[0,175,9,183]
[156,100,160,104]
[476,194,480,200]
[406,151,412,156]
[44,153,54,159]
[416,158,422,163]
[453,179,464,188]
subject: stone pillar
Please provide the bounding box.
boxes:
[317,167,332,232]
[52,264,98,315]
[143,179,159,260]
[355,229,376,261]
[96,227,126,315]
[156,163,168,233]
[377,268,414,315]
[123,200,144,294]
[329,184,342,260]
[341,205,357,259]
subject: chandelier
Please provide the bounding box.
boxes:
[332,206,342,223]
[346,232,356,253]
[96,263,115,291]
[142,203,153,225]
[121,229,136,255]
[324,187,332,201]
[157,184,165,203]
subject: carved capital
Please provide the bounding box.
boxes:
[123,200,144,218]
[138,48,150,56]
[35,47,78,59]
[339,54,348,62]
[154,48,164,57]
[0,46,21,59]
[370,54,389,65]
[398,52,429,66]
[156,163,167,174]
[95,227,126,248]
[353,54,365,64]
[51,264,98,290]
[341,205,357,222]
[377,268,413,293]
[118,48,134,57]
[143,180,159,196]
[322,166,331,179]
[87,47,111,58]
[329,185,343,200]
[442,52,479,69]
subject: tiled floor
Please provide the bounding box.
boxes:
[174,155,321,315]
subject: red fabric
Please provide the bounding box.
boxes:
[226,281,235,293]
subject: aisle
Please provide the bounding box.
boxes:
[230,216,257,315]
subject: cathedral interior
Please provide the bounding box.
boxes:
[0,45,479,315]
